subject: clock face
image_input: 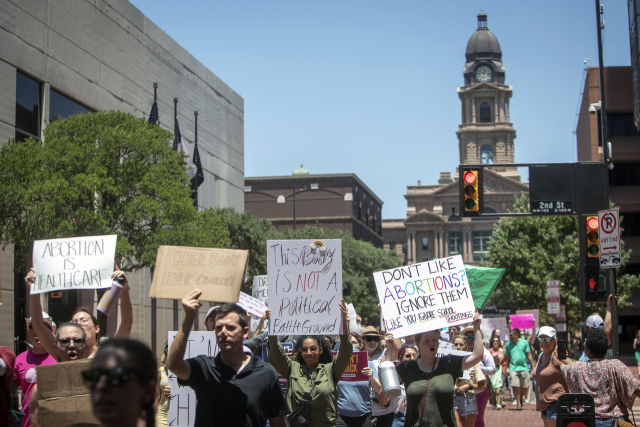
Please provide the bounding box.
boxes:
[475,66,492,83]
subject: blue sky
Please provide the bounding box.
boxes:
[131,1,632,219]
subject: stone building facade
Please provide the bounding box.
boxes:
[245,168,384,248]
[383,12,528,265]
[0,0,244,355]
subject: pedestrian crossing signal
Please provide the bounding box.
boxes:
[463,170,479,212]
[586,216,600,258]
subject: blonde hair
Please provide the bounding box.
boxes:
[415,329,441,344]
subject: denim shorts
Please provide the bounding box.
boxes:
[595,418,615,427]
[540,401,557,420]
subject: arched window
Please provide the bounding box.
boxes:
[480,145,494,164]
[480,102,491,123]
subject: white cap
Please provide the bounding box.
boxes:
[205,306,220,321]
[537,326,556,339]
[26,312,57,332]
[585,314,604,329]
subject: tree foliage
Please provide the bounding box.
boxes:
[486,193,639,332]
[0,111,229,269]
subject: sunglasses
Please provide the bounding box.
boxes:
[539,337,555,342]
[82,367,137,388]
[364,336,380,342]
[57,338,86,347]
[465,335,474,340]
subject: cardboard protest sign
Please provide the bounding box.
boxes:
[237,292,268,317]
[267,239,343,336]
[251,275,269,332]
[374,255,475,339]
[331,351,368,381]
[167,331,219,427]
[481,317,508,343]
[31,235,117,294]
[36,359,99,427]
[149,246,248,302]
[510,313,535,330]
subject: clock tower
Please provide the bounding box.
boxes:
[457,12,519,180]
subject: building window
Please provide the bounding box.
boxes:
[277,195,285,203]
[472,230,492,261]
[479,102,491,123]
[609,163,640,186]
[15,71,41,142]
[480,145,494,164]
[422,237,429,250]
[389,242,396,250]
[50,89,92,121]
[310,183,319,190]
[244,186,252,192]
[402,242,407,254]
[621,213,640,237]
[449,231,462,255]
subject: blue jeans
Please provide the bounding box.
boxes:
[390,413,405,427]
[540,401,557,420]
[595,418,614,427]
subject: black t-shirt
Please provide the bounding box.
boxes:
[178,353,288,427]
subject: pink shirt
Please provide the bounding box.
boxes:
[14,350,57,427]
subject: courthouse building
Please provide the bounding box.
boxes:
[383,12,528,265]
[0,0,244,355]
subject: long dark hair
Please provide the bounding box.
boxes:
[294,336,333,365]
[96,338,157,427]
[72,307,101,342]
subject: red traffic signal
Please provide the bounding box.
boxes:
[586,216,600,258]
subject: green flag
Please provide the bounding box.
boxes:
[465,265,505,310]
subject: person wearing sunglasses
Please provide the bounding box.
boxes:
[359,326,394,427]
[24,265,133,361]
[452,335,486,427]
[84,338,157,427]
[29,323,87,427]
[531,327,571,427]
[460,325,495,427]
[14,313,57,427]
[267,298,352,427]
[168,289,288,427]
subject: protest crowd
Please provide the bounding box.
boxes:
[1,243,640,427]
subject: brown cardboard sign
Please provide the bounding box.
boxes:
[36,359,99,427]
[149,246,248,302]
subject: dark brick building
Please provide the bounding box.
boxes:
[244,169,383,248]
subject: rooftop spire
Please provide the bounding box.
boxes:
[477,11,488,29]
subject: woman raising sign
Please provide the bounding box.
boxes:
[381,312,485,427]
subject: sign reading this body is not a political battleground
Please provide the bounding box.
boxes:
[374,255,475,338]
[267,239,342,336]
[31,235,117,294]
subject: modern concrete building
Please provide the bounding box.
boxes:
[575,66,640,353]
[0,0,244,355]
[383,12,528,265]
[245,166,384,248]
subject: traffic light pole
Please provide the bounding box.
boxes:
[595,0,618,358]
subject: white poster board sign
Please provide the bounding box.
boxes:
[237,292,268,317]
[31,235,117,294]
[251,276,269,333]
[167,331,219,427]
[374,255,475,338]
[480,318,508,344]
[267,239,342,336]
[347,303,362,335]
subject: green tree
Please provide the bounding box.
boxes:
[0,110,229,271]
[485,193,639,332]
[270,226,401,325]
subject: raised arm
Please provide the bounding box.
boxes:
[461,312,484,371]
[267,335,293,379]
[113,265,133,338]
[25,268,59,361]
[167,289,202,380]
[604,293,617,347]
[382,333,398,363]
[332,299,354,379]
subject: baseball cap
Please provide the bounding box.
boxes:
[26,312,57,332]
[584,314,604,329]
[537,326,556,338]
[205,306,220,322]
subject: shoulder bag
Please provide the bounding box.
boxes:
[287,374,317,427]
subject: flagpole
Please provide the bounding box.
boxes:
[173,98,179,331]
[151,82,158,358]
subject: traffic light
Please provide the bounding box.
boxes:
[586,216,600,258]
[584,262,607,303]
[463,170,479,212]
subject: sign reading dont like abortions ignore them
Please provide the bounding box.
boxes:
[374,255,475,338]
[31,235,118,294]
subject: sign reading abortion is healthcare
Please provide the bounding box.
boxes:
[374,255,475,338]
